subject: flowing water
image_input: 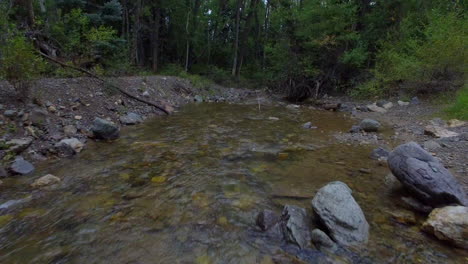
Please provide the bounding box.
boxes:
[0,103,466,264]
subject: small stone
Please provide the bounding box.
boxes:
[349,125,361,133]
[367,104,387,113]
[359,168,371,174]
[47,106,57,113]
[424,125,458,138]
[9,157,35,175]
[31,174,61,188]
[256,209,280,231]
[302,122,317,129]
[194,95,203,102]
[91,118,120,140]
[447,119,466,128]
[268,117,279,121]
[29,108,48,127]
[382,102,393,109]
[0,166,7,178]
[311,229,338,252]
[398,100,409,106]
[422,140,441,151]
[6,138,33,154]
[63,125,78,136]
[74,115,83,120]
[119,112,143,125]
[360,119,381,132]
[370,147,389,160]
[281,205,311,249]
[4,110,17,118]
[55,138,84,155]
[422,206,468,249]
[142,91,150,97]
[410,97,420,105]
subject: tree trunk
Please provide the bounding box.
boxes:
[152,4,161,72]
[231,0,242,77]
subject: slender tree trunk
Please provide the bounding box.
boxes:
[231,0,242,76]
[185,10,190,72]
[152,4,161,72]
[236,0,259,77]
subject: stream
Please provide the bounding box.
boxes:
[0,103,466,263]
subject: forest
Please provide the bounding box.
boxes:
[0,0,466,101]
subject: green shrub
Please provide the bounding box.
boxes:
[445,86,468,120]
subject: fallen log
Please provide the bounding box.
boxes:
[37,51,172,115]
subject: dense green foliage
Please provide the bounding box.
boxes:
[445,85,468,120]
[0,0,466,102]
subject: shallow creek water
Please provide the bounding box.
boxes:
[0,103,466,264]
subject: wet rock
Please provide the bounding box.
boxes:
[388,210,417,225]
[6,137,33,154]
[376,100,388,108]
[367,104,387,113]
[47,105,57,113]
[281,205,311,249]
[410,96,420,105]
[194,95,203,102]
[63,125,77,136]
[397,100,409,106]
[349,125,361,133]
[388,142,467,206]
[360,119,381,132]
[31,174,61,188]
[256,209,281,231]
[401,196,432,214]
[422,140,441,151]
[91,118,120,140]
[302,122,317,129]
[424,125,458,138]
[311,181,369,245]
[0,166,7,178]
[322,103,341,111]
[4,110,17,118]
[370,147,389,160]
[119,112,143,125]
[383,102,393,110]
[311,229,338,252]
[55,138,84,156]
[9,157,35,175]
[30,108,48,127]
[422,206,468,249]
[383,173,401,189]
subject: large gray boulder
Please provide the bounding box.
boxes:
[91,118,120,140]
[311,181,369,246]
[388,142,467,206]
[281,205,311,249]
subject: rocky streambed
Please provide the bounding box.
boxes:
[0,88,467,263]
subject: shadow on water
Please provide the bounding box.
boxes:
[0,103,466,263]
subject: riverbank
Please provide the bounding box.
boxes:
[0,76,257,176]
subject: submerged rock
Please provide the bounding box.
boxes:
[281,205,311,249]
[370,147,389,160]
[422,140,441,151]
[119,112,143,125]
[311,181,369,245]
[0,166,7,178]
[388,142,467,206]
[302,122,317,129]
[9,157,35,175]
[91,118,120,140]
[256,209,280,231]
[422,206,468,249]
[360,119,381,132]
[31,174,61,188]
